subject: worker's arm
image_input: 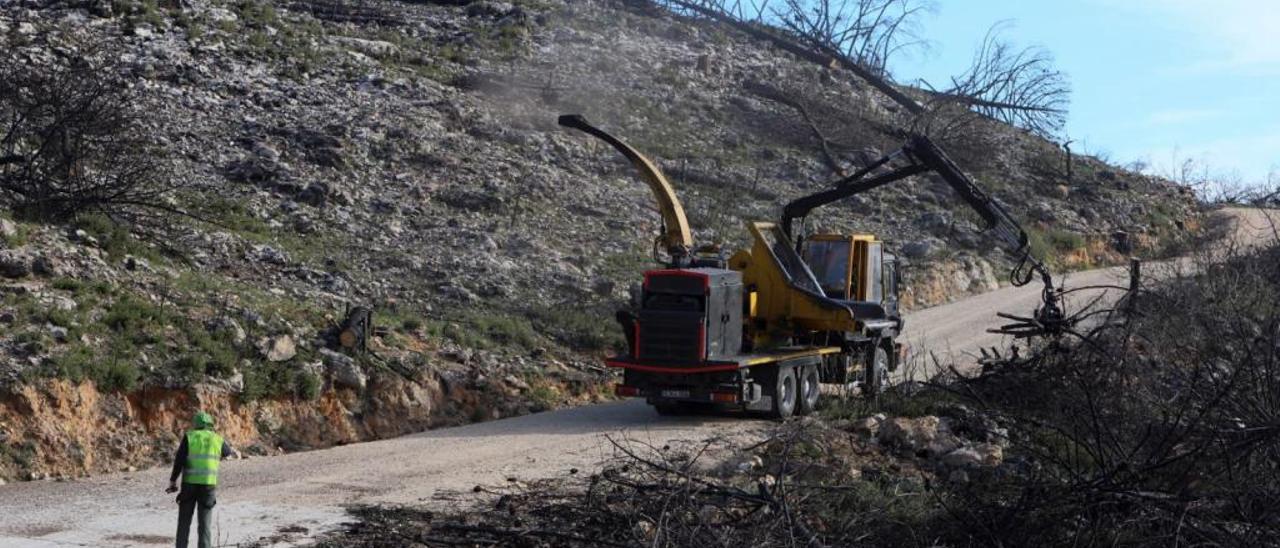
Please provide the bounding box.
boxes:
[221,440,241,460]
[167,436,188,492]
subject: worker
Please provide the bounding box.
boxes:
[166,411,239,548]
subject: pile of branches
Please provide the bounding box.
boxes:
[942,239,1280,546]
[315,430,938,547]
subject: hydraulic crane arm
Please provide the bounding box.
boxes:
[782,133,1067,336]
[782,135,1026,251]
[558,114,694,261]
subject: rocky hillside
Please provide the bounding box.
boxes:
[0,0,1198,481]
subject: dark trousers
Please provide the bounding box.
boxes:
[175,483,217,548]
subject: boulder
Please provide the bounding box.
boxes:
[901,240,933,259]
[0,219,17,241]
[878,416,941,452]
[320,348,366,390]
[246,244,290,266]
[850,413,886,437]
[296,181,331,207]
[439,282,479,303]
[31,254,66,277]
[503,374,530,391]
[940,446,983,468]
[257,335,296,362]
[0,251,31,279]
[48,325,69,343]
[925,432,964,456]
[70,229,99,246]
[332,37,400,58]
[467,1,515,17]
[226,370,245,394]
[590,276,615,297]
[42,295,76,312]
[208,317,247,345]
[975,443,1004,466]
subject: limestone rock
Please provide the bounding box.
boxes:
[975,443,1004,466]
[941,446,983,468]
[878,416,941,452]
[850,413,886,437]
[321,348,366,390]
[0,251,31,279]
[258,335,296,362]
[208,317,247,345]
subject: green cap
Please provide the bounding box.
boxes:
[193,411,215,429]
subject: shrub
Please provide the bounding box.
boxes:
[50,278,83,292]
[0,44,181,234]
[438,310,543,351]
[401,317,423,332]
[297,372,323,401]
[103,296,165,334]
[1026,225,1086,264]
[50,343,140,392]
[529,306,624,352]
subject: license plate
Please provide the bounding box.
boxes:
[661,390,690,399]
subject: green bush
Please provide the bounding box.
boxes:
[297,372,323,401]
[103,296,167,343]
[529,306,624,352]
[50,277,83,292]
[188,329,239,378]
[1026,226,1086,264]
[401,317,423,332]
[239,362,318,402]
[237,0,278,28]
[74,214,149,259]
[50,344,140,392]
[1046,229,1085,252]
[526,382,560,411]
[436,310,543,351]
[239,363,283,402]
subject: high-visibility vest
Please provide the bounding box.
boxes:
[183,429,223,486]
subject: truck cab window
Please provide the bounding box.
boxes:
[803,239,853,299]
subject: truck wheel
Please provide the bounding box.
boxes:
[798,366,821,415]
[863,346,889,397]
[770,366,798,419]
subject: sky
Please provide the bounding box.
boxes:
[891,0,1280,185]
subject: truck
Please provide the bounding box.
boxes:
[559,114,1062,418]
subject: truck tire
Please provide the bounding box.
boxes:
[770,366,798,419]
[863,346,889,397]
[798,366,821,415]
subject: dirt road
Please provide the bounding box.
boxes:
[1,208,1273,547]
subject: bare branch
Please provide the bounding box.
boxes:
[0,38,186,239]
[924,22,1070,137]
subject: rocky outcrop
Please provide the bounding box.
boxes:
[0,367,607,482]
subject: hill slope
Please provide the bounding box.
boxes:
[0,0,1198,481]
